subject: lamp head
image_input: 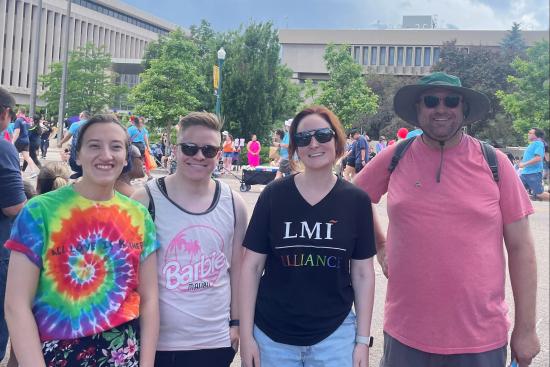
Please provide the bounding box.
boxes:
[217,47,226,60]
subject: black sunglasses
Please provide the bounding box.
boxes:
[294,128,335,147]
[178,143,219,158]
[422,95,461,109]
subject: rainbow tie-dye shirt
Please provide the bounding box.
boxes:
[5,185,159,341]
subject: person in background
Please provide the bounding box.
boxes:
[128,117,152,180]
[222,133,235,173]
[35,161,71,195]
[12,107,39,177]
[39,119,53,159]
[0,87,27,364]
[375,136,387,154]
[353,129,369,174]
[247,134,262,167]
[519,128,549,201]
[274,119,292,179]
[240,106,376,367]
[115,145,146,197]
[23,113,43,172]
[5,114,160,367]
[57,110,90,148]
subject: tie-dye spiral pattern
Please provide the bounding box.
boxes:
[5,185,158,341]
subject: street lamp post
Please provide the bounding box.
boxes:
[57,0,72,145]
[214,47,226,116]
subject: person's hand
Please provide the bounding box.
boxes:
[240,335,261,367]
[511,327,540,366]
[230,326,240,353]
[362,160,366,167]
[352,343,369,367]
[518,162,525,169]
[377,246,388,278]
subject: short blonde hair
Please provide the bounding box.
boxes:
[178,112,222,139]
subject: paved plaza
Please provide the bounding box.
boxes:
[4,146,549,366]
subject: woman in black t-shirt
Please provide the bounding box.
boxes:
[240,106,377,367]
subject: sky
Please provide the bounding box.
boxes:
[123,0,549,31]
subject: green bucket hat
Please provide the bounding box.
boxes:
[393,72,491,125]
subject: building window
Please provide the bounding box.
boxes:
[379,46,386,65]
[415,47,422,66]
[405,47,413,66]
[397,47,403,65]
[388,47,395,65]
[354,46,361,64]
[423,47,431,66]
[362,47,368,65]
[370,47,377,65]
[433,47,440,64]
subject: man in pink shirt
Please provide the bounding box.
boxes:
[354,72,540,367]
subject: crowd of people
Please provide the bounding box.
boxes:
[0,70,545,367]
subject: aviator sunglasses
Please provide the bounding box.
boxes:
[294,128,335,147]
[422,95,461,109]
[178,143,219,158]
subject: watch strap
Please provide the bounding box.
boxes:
[355,335,373,347]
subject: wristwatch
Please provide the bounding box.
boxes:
[229,319,240,327]
[355,335,374,347]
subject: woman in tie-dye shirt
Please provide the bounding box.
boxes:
[5,114,160,367]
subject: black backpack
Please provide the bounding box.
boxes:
[388,136,499,182]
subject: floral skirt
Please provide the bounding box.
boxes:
[42,318,140,367]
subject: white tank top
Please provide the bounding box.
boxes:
[146,178,235,350]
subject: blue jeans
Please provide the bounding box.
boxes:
[254,311,356,367]
[520,172,544,195]
[0,258,9,360]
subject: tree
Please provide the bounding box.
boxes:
[317,44,378,128]
[501,22,527,58]
[220,22,300,141]
[365,74,416,139]
[432,39,524,146]
[496,41,550,138]
[130,29,207,130]
[40,43,115,117]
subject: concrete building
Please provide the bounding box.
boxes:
[0,0,178,105]
[279,27,548,82]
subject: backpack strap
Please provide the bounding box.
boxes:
[144,182,156,221]
[479,140,499,182]
[388,136,416,173]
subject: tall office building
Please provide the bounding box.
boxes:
[0,0,178,105]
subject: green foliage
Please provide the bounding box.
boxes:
[365,74,416,139]
[221,22,301,141]
[40,43,115,117]
[497,41,550,138]
[130,28,206,130]
[190,20,224,111]
[500,22,527,58]
[316,44,378,128]
[432,38,524,146]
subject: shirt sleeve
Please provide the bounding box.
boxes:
[352,190,377,260]
[353,143,396,203]
[140,208,160,262]
[496,151,534,224]
[0,144,26,209]
[5,201,46,268]
[243,186,272,254]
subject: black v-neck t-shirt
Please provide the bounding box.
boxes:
[244,175,376,346]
